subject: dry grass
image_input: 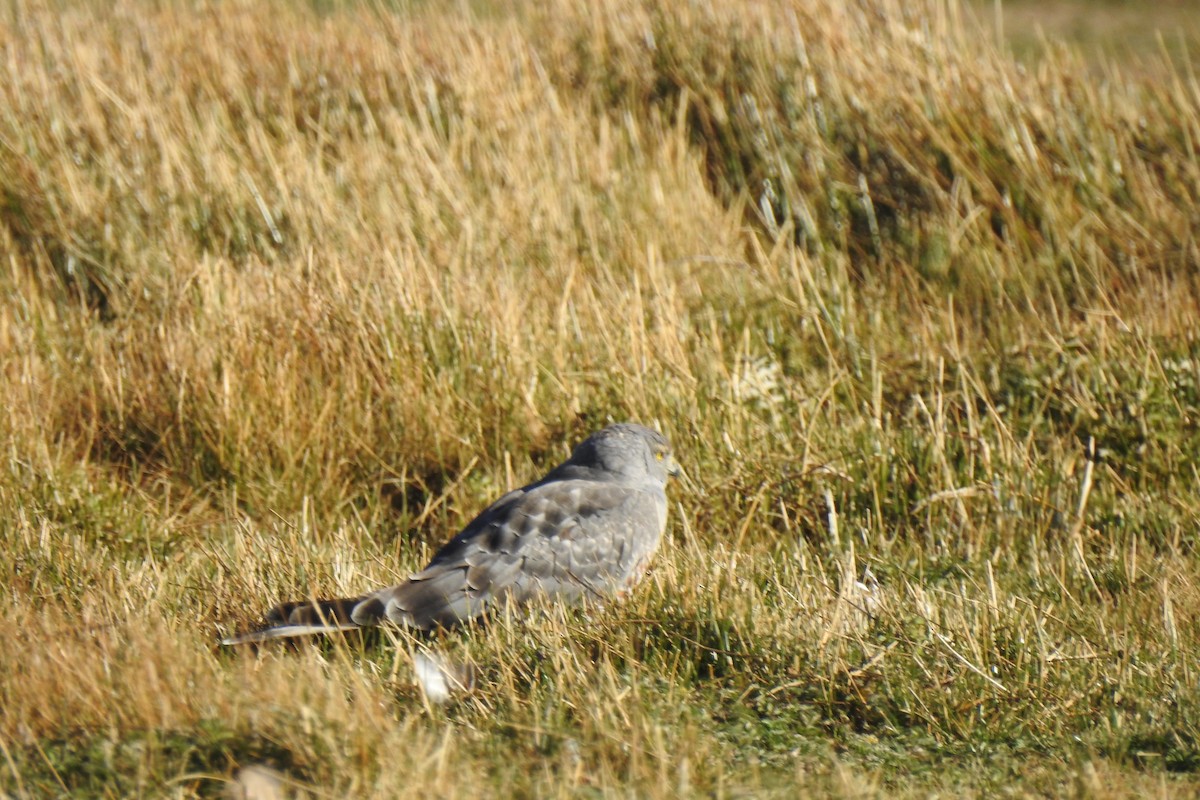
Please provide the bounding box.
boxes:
[2,0,1200,796]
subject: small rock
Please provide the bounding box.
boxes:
[413,650,476,705]
[224,764,293,800]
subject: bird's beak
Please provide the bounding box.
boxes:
[666,457,683,479]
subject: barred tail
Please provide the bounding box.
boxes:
[220,597,367,645]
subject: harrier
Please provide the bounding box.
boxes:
[222,423,680,644]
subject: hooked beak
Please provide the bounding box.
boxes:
[665,457,683,480]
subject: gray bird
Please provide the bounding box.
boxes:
[222,423,680,644]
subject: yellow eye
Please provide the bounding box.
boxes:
[655,452,665,461]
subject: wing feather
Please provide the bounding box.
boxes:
[352,478,664,629]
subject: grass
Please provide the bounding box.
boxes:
[2,0,1200,795]
[970,0,1200,72]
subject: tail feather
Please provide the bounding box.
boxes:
[221,596,368,646]
[266,597,365,626]
[222,562,500,645]
[220,620,363,646]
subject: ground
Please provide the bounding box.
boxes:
[1,0,1199,797]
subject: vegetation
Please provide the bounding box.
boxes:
[2,0,1199,795]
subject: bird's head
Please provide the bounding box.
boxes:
[569,422,680,484]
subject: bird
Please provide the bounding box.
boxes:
[221,423,680,644]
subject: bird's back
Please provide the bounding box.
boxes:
[353,472,667,629]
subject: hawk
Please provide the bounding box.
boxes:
[222,423,680,644]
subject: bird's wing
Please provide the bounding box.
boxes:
[220,478,666,644]
[353,477,665,630]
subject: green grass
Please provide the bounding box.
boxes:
[2,0,1200,796]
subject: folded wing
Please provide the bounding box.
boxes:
[222,477,664,644]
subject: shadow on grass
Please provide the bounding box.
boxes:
[10,720,314,798]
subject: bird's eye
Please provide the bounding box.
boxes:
[655,452,665,461]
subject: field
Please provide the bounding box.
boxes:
[2,0,1200,796]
